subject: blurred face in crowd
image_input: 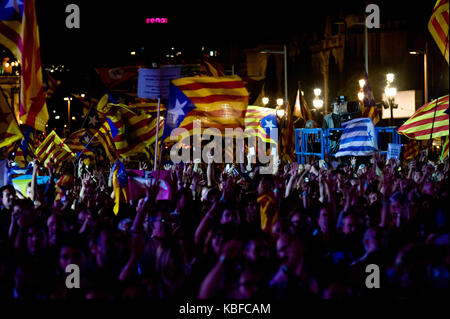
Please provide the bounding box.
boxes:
[342,215,358,236]
[220,208,240,225]
[95,229,122,268]
[235,270,263,299]
[244,238,269,264]
[47,214,64,246]
[276,235,289,262]
[318,208,331,234]
[27,226,47,256]
[1,188,14,210]
[245,199,258,224]
[149,211,168,239]
[59,246,86,272]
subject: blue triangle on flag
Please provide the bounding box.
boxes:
[107,118,119,139]
[260,113,277,137]
[161,83,196,142]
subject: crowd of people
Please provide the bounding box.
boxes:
[0,150,448,300]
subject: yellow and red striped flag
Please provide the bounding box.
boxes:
[0,0,49,131]
[441,136,449,160]
[0,93,23,149]
[429,0,449,64]
[97,98,164,158]
[161,76,249,141]
[403,139,420,160]
[398,95,449,140]
[35,130,75,170]
[294,88,313,122]
[94,120,118,162]
[65,128,96,157]
[244,105,278,144]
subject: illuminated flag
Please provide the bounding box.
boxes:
[428,0,449,63]
[97,96,164,158]
[35,130,75,170]
[403,139,420,160]
[244,105,278,144]
[94,120,118,162]
[161,76,249,141]
[65,128,96,157]
[361,72,380,125]
[95,65,138,88]
[398,95,449,139]
[0,0,49,131]
[0,90,23,148]
[335,118,378,157]
[294,87,313,122]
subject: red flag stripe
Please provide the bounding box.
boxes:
[0,22,23,52]
[188,95,249,104]
[397,114,448,130]
[177,81,246,91]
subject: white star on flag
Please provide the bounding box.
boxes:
[263,120,276,130]
[168,99,187,124]
[82,135,90,144]
[88,115,98,127]
[4,0,23,14]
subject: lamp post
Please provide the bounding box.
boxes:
[383,73,397,126]
[259,46,288,117]
[409,47,428,103]
[64,97,72,134]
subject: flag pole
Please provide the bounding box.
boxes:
[154,97,161,171]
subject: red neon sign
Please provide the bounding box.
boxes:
[146,17,168,24]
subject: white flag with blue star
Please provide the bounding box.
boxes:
[335,117,377,157]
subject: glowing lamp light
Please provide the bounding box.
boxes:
[386,73,394,83]
[358,91,365,101]
[385,87,397,97]
[313,99,324,108]
[262,97,269,106]
[359,79,366,88]
[276,98,284,107]
[313,88,321,97]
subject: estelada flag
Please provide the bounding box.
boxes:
[35,130,75,170]
[398,95,449,140]
[0,0,49,131]
[161,76,249,142]
[0,88,23,149]
[429,0,449,64]
[403,139,420,160]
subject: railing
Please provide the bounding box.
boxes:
[295,126,400,163]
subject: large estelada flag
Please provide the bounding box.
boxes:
[35,130,75,170]
[0,0,48,131]
[429,0,449,64]
[97,95,164,158]
[398,95,449,139]
[335,117,378,157]
[244,105,278,144]
[161,76,249,142]
[65,128,96,157]
[94,120,118,162]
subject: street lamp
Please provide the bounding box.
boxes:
[313,88,323,109]
[64,97,73,134]
[383,74,398,126]
[262,97,269,106]
[259,46,288,115]
[409,49,428,103]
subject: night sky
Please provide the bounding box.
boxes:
[36,0,434,67]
